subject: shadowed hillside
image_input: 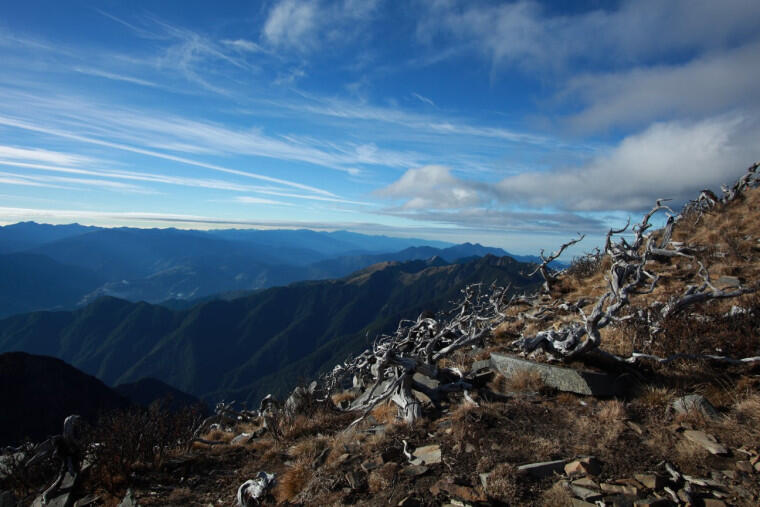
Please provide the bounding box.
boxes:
[0,255,541,406]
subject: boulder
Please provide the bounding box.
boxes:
[564,457,600,476]
[490,354,622,396]
[671,395,719,419]
[682,430,728,455]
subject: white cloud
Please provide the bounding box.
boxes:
[220,39,264,53]
[496,115,760,211]
[412,92,435,107]
[261,0,379,53]
[0,115,337,196]
[72,67,161,88]
[235,196,292,206]
[375,115,760,233]
[563,41,760,131]
[0,169,152,193]
[0,145,93,167]
[263,0,319,51]
[376,165,488,210]
[421,0,760,71]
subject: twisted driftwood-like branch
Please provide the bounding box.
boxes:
[513,163,759,362]
[320,283,512,424]
[529,233,585,292]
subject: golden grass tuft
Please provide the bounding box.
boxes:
[368,462,399,493]
[331,390,357,406]
[542,481,573,507]
[484,463,523,502]
[370,400,398,424]
[274,458,312,503]
[505,369,547,393]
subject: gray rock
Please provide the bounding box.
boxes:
[73,495,100,507]
[490,354,622,396]
[231,433,253,445]
[118,489,139,507]
[570,484,603,502]
[411,444,441,466]
[284,386,310,416]
[682,430,728,455]
[470,359,491,372]
[517,459,567,478]
[716,276,741,288]
[672,395,719,419]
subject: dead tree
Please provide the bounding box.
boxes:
[529,233,585,292]
[320,283,511,424]
[513,164,759,362]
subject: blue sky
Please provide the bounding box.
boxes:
[1,0,759,256]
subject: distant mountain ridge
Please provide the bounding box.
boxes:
[0,222,549,318]
[0,255,542,406]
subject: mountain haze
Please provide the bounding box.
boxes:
[0,255,541,406]
[0,222,542,318]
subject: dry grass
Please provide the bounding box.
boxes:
[165,487,193,503]
[483,463,524,503]
[370,400,399,424]
[273,458,312,503]
[505,368,547,392]
[368,462,398,493]
[288,436,328,461]
[541,480,573,507]
[331,390,357,406]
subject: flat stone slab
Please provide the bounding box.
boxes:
[672,395,719,419]
[517,459,567,478]
[490,354,622,396]
[682,430,728,455]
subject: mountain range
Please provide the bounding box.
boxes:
[0,255,542,407]
[0,222,552,319]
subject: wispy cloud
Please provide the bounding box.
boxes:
[562,41,760,132]
[0,169,154,194]
[411,92,435,107]
[261,0,379,54]
[419,0,760,73]
[72,67,161,88]
[0,114,337,196]
[234,196,292,206]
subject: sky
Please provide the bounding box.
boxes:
[1,0,759,257]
